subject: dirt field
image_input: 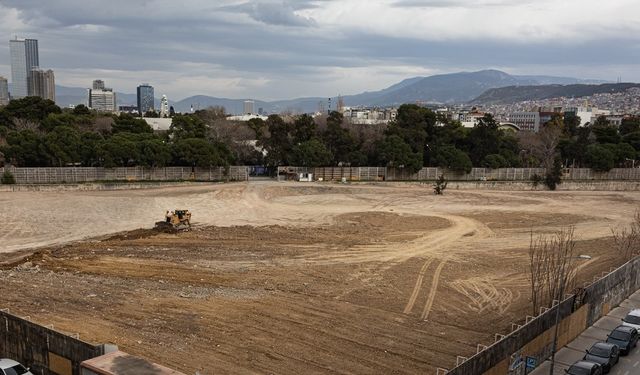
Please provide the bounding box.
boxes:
[0,182,638,374]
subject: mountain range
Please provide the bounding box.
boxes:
[54,69,610,114]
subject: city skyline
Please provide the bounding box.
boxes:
[0,1,639,101]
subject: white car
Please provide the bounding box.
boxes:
[622,308,640,330]
[0,359,33,375]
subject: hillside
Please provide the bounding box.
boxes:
[471,83,640,105]
[54,70,610,113]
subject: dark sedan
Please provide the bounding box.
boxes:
[583,342,619,373]
[606,325,639,355]
[565,360,603,375]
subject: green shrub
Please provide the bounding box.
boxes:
[1,170,16,184]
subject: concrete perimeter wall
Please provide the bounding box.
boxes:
[2,166,640,185]
[282,166,640,183]
[0,310,103,375]
[447,256,640,375]
[0,166,249,184]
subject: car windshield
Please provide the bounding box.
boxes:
[624,314,640,324]
[4,365,29,375]
[610,330,631,341]
[568,365,591,375]
[589,346,610,357]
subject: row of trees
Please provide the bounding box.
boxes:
[0,97,638,172]
[0,97,240,168]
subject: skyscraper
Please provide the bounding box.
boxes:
[29,68,55,102]
[0,76,9,106]
[9,38,39,99]
[137,84,154,115]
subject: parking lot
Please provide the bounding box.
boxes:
[532,289,640,375]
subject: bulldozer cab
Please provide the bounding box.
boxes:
[155,209,191,233]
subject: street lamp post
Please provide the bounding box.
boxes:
[548,270,567,375]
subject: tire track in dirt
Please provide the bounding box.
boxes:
[403,257,435,314]
[420,259,448,320]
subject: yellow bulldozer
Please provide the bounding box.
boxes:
[155,209,192,233]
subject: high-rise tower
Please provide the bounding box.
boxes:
[9,38,39,98]
[29,68,55,102]
[137,84,154,115]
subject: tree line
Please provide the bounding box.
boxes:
[0,97,638,172]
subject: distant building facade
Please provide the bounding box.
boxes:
[29,68,55,102]
[88,79,116,112]
[343,107,397,125]
[89,90,116,112]
[137,84,154,114]
[508,112,541,132]
[0,76,9,106]
[244,100,255,115]
[9,38,39,99]
[92,79,105,90]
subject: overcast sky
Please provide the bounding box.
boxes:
[1,0,639,101]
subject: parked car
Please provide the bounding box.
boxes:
[606,325,639,355]
[0,359,33,375]
[622,308,640,330]
[565,360,603,375]
[583,342,619,373]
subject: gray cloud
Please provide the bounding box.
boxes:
[0,0,638,101]
[220,1,318,27]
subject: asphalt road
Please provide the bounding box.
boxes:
[531,289,640,375]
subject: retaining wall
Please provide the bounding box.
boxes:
[447,256,640,375]
[0,310,104,375]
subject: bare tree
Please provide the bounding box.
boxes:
[528,227,577,314]
[611,210,640,261]
[529,232,546,314]
[519,123,562,170]
[12,118,40,132]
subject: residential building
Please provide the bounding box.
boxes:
[0,76,9,106]
[29,68,55,102]
[9,38,39,98]
[137,84,154,114]
[244,100,255,115]
[160,95,169,117]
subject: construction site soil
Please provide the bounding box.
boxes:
[0,182,638,374]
